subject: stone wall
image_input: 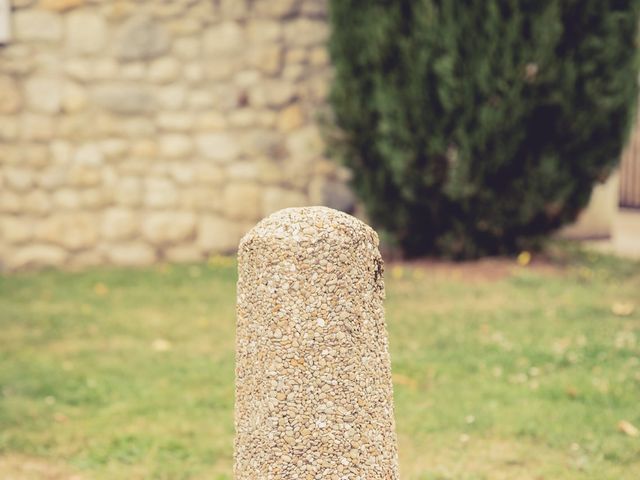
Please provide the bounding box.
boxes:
[0,0,352,271]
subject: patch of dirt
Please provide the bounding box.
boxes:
[399,436,568,480]
[0,455,82,480]
[390,257,564,282]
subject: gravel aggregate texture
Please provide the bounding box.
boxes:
[235,206,399,479]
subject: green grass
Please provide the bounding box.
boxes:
[1,249,639,479]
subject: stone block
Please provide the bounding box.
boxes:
[1,216,33,244]
[13,10,63,41]
[203,21,244,55]
[148,57,180,83]
[144,178,179,208]
[36,212,98,250]
[7,244,67,270]
[106,242,157,267]
[101,207,137,241]
[224,182,261,220]
[284,18,328,46]
[197,214,241,253]
[115,15,170,61]
[261,187,307,217]
[196,133,239,162]
[93,83,155,114]
[0,75,22,114]
[141,211,197,245]
[25,76,62,114]
[159,134,193,158]
[277,103,304,132]
[66,11,107,54]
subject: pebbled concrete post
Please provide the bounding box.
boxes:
[235,206,399,479]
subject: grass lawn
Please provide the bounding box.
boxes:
[1,247,639,479]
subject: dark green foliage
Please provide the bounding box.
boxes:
[328,0,640,258]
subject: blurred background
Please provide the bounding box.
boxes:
[0,0,639,479]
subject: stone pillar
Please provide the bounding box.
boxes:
[235,206,399,479]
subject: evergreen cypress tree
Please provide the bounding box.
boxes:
[328,0,639,258]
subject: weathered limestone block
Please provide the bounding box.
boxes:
[159,134,193,158]
[93,83,155,114]
[227,161,259,182]
[167,17,203,36]
[157,84,187,109]
[247,45,283,75]
[277,103,304,132]
[144,177,179,208]
[152,1,186,18]
[4,168,33,191]
[0,192,21,213]
[67,165,102,187]
[52,189,80,209]
[0,115,19,140]
[111,176,141,206]
[68,250,104,269]
[80,188,109,209]
[197,214,241,254]
[253,0,299,18]
[101,207,137,241]
[105,242,157,267]
[184,63,204,83]
[261,186,307,217]
[180,186,223,211]
[309,46,330,67]
[194,163,225,185]
[115,15,170,61]
[246,19,282,42]
[286,124,324,159]
[1,216,33,244]
[66,11,107,54]
[13,10,63,41]
[235,207,399,479]
[99,138,129,159]
[157,112,194,131]
[141,211,196,246]
[24,76,62,114]
[0,76,22,114]
[62,81,88,112]
[164,245,202,263]
[22,144,49,167]
[148,57,180,83]
[36,213,98,250]
[284,18,328,46]
[249,80,296,108]
[6,244,67,270]
[23,190,52,214]
[73,143,103,165]
[20,114,54,141]
[120,62,147,80]
[40,0,85,12]
[195,133,239,162]
[203,21,244,55]
[100,0,136,21]
[224,182,261,220]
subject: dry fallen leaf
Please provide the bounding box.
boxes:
[392,373,417,390]
[618,420,639,437]
[611,302,635,317]
[517,251,531,266]
[390,265,404,280]
[152,338,172,352]
[93,283,109,296]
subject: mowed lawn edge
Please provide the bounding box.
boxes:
[1,249,639,479]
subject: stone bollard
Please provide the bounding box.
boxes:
[235,206,399,479]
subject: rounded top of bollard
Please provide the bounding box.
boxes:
[239,206,379,252]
